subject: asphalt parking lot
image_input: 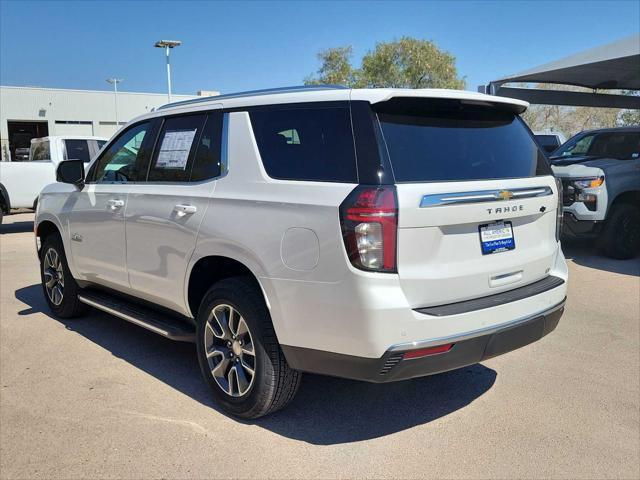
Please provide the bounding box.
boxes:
[1,212,638,479]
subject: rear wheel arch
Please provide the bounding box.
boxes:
[187,255,270,319]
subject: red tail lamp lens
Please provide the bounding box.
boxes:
[403,344,453,360]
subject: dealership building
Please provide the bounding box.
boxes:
[0,86,218,162]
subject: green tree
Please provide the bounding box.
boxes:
[305,37,465,89]
[618,91,640,126]
[360,37,465,89]
[304,46,358,87]
[619,109,640,126]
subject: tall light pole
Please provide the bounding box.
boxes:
[154,40,182,103]
[106,78,123,126]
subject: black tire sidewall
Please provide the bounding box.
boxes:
[602,204,640,259]
[195,278,279,418]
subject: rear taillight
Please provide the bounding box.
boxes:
[339,185,398,273]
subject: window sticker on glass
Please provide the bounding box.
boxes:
[156,129,197,169]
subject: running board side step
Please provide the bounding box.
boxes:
[78,291,196,343]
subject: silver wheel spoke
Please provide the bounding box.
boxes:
[227,306,237,334]
[241,342,255,357]
[227,365,238,395]
[205,321,224,341]
[51,250,59,269]
[212,307,233,340]
[235,318,249,337]
[240,358,255,377]
[206,346,228,359]
[212,356,230,379]
[52,285,62,305]
[44,270,56,287]
[234,365,250,394]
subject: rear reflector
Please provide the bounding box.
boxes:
[403,343,453,359]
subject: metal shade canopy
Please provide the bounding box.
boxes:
[494,35,640,90]
[485,35,640,109]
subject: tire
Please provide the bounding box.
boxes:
[0,209,3,225]
[599,203,640,260]
[39,234,88,318]
[196,277,301,419]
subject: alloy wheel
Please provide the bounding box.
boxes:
[204,303,256,397]
[43,248,65,306]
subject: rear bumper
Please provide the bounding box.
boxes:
[282,300,565,383]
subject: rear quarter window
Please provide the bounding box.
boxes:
[249,106,357,183]
[377,102,551,182]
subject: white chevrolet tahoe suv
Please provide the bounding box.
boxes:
[35,86,568,418]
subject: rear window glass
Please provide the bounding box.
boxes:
[377,105,551,182]
[249,106,357,183]
[63,139,91,162]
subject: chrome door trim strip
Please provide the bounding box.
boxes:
[420,186,553,207]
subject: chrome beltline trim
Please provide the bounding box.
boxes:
[388,299,566,352]
[78,295,171,338]
[420,186,553,207]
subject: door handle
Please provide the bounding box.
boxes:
[107,199,125,210]
[174,204,197,216]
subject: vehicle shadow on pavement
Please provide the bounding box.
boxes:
[562,239,639,277]
[15,283,497,445]
[0,221,34,234]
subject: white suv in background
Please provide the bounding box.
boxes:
[35,86,568,418]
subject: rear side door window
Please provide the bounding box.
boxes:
[190,112,223,181]
[249,106,357,183]
[147,114,206,182]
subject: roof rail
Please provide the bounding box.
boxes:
[157,85,349,110]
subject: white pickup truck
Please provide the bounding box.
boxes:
[0,135,107,223]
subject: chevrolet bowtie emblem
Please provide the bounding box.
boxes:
[497,190,514,201]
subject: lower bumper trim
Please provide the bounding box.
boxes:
[282,300,565,383]
[562,212,602,238]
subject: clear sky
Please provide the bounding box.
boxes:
[1,0,638,95]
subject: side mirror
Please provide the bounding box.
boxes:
[56,159,85,189]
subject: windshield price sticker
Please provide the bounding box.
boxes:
[155,129,197,170]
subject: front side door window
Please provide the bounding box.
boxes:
[91,122,150,183]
